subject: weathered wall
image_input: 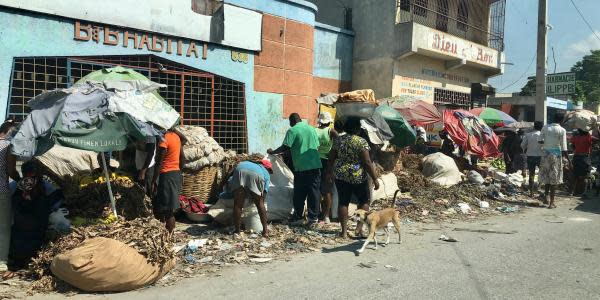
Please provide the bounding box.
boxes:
[306,0,351,29]
[312,23,353,98]
[225,0,317,25]
[392,54,488,103]
[254,13,316,126]
[349,0,396,98]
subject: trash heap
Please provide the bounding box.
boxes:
[176,125,232,171]
[28,217,174,292]
[166,224,343,281]
[384,152,538,222]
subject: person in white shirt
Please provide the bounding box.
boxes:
[538,115,568,208]
[521,121,544,197]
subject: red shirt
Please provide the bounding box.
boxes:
[571,134,592,154]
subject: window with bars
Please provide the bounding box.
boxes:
[7,55,247,153]
[414,0,428,17]
[435,0,448,32]
[433,88,470,109]
[457,0,468,32]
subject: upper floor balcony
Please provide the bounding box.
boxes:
[394,0,505,74]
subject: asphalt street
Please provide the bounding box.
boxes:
[25,195,600,300]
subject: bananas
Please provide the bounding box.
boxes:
[75,172,133,188]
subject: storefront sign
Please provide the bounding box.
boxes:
[396,76,434,103]
[421,69,470,84]
[546,97,568,110]
[74,21,207,60]
[546,72,576,96]
[426,31,498,68]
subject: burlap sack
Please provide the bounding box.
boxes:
[50,237,175,292]
[337,89,377,104]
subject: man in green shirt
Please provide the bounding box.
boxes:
[268,113,322,225]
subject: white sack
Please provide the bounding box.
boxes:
[422,153,463,187]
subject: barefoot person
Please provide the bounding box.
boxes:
[315,112,338,223]
[539,115,568,208]
[326,117,379,238]
[521,121,543,197]
[152,129,185,234]
[223,157,272,237]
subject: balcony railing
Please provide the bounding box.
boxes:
[396,0,505,51]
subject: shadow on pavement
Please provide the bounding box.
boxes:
[573,196,600,214]
[321,241,362,254]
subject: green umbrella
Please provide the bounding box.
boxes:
[376,104,416,148]
[12,83,167,218]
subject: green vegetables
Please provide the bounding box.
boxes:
[490,158,505,171]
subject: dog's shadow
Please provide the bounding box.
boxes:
[321,241,362,254]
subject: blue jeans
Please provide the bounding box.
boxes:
[293,169,321,222]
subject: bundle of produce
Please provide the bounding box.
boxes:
[175,125,232,171]
[61,172,152,220]
[29,217,174,292]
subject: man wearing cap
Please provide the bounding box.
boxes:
[223,158,272,237]
[315,112,338,224]
[268,113,322,226]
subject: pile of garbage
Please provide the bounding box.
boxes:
[176,126,232,171]
[28,217,174,292]
[386,152,539,222]
[394,153,430,191]
[167,224,342,280]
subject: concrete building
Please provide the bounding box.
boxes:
[310,0,506,109]
[0,0,354,154]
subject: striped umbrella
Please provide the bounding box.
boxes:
[470,107,516,127]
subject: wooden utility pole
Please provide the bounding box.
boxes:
[535,0,548,123]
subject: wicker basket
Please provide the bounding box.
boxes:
[181,166,220,202]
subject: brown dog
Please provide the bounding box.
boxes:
[353,208,402,254]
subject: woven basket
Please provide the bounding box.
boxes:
[182,166,220,202]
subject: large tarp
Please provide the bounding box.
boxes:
[443,109,500,158]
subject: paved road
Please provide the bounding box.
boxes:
[30,195,600,300]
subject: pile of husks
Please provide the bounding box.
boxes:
[28,217,174,292]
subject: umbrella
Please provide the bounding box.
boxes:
[443,109,500,158]
[375,104,416,148]
[12,68,179,217]
[378,97,442,126]
[494,121,534,133]
[469,107,516,127]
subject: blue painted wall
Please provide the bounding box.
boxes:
[225,0,316,25]
[247,92,290,153]
[313,23,354,81]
